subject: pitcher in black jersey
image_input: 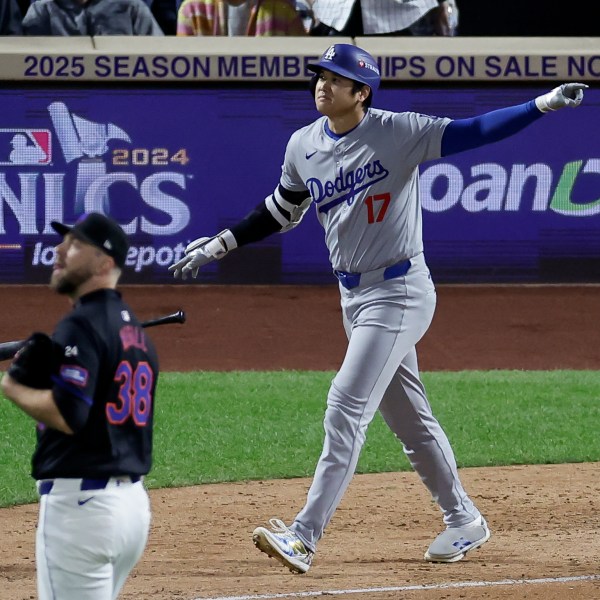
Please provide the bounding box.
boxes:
[1,212,159,600]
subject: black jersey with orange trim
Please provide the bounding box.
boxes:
[32,288,159,480]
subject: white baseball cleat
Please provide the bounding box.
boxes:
[252,518,313,574]
[424,515,491,563]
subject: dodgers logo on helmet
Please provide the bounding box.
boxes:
[0,129,52,166]
[307,44,381,92]
[323,45,337,62]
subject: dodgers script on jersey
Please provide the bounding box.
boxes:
[280,108,451,273]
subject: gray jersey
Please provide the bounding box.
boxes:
[280,108,450,273]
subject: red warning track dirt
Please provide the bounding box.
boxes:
[1,284,598,600]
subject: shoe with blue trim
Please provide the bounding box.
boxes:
[252,518,313,574]
[425,515,491,563]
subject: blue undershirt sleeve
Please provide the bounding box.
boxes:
[441,100,545,157]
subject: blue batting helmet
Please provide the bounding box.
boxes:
[307,44,381,92]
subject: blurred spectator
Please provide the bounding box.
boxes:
[410,0,458,36]
[295,0,313,32]
[22,0,164,35]
[232,0,258,35]
[149,0,177,34]
[458,0,593,35]
[310,0,456,36]
[0,0,23,33]
[177,0,306,36]
[16,0,28,18]
[246,0,305,35]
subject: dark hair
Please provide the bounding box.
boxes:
[309,73,373,112]
[352,80,373,109]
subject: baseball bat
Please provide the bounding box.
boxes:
[139,309,186,329]
[0,309,186,362]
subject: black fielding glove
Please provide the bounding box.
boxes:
[7,333,64,390]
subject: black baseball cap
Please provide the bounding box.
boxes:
[51,212,129,268]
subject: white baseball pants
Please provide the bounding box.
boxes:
[36,477,150,600]
[292,253,480,550]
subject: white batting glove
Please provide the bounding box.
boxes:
[535,83,588,113]
[169,236,226,280]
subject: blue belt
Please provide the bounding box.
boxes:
[334,259,412,290]
[39,476,141,495]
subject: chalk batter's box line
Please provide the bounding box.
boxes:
[194,573,600,600]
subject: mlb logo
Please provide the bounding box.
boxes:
[0,129,52,166]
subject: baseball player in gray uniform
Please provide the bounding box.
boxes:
[169,44,586,573]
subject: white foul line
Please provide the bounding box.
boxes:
[193,574,600,600]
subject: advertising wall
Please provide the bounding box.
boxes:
[0,38,598,284]
[1,84,598,284]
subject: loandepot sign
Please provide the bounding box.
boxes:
[420,159,600,215]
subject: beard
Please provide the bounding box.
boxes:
[50,265,93,296]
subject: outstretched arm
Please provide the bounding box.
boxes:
[169,185,311,280]
[441,83,588,157]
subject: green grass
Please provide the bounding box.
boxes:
[1,370,599,507]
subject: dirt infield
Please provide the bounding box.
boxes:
[1,284,599,600]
